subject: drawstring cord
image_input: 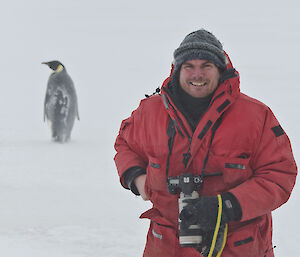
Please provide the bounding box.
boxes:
[145,87,161,98]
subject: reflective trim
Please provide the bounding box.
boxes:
[150,162,161,169]
[225,163,246,170]
[152,229,162,240]
[162,94,169,110]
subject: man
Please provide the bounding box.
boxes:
[114,29,297,257]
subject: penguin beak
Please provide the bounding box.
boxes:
[42,62,49,66]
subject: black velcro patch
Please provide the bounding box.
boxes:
[217,99,231,113]
[234,237,253,247]
[198,120,212,139]
[271,125,284,137]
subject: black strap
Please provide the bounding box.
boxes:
[217,99,231,113]
[165,116,223,182]
[200,117,223,180]
[198,120,213,139]
[166,118,176,178]
[234,237,253,247]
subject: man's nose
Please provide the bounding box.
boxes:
[192,67,204,80]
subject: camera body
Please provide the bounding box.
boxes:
[167,173,203,248]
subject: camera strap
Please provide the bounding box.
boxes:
[166,115,223,193]
[207,194,228,257]
[165,117,176,179]
[200,116,223,180]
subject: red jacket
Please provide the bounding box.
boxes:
[114,57,297,257]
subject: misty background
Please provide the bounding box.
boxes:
[0,0,298,256]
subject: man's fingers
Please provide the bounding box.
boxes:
[134,174,149,201]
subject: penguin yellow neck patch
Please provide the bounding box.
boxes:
[54,64,64,73]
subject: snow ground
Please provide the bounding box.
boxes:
[0,0,299,256]
[0,128,150,257]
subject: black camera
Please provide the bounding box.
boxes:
[167,173,203,249]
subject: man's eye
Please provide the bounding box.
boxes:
[204,64,212,68]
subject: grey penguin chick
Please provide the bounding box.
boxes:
[42,60,79,143]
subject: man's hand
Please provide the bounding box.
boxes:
[179,196,220,231]
[134,174,149,201]
[179,193,240,230]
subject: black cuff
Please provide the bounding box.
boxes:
[221,192,242,221]
[122,167,147,196]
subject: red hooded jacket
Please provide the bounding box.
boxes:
[114,56,297,257]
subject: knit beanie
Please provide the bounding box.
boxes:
[173,29,226,74]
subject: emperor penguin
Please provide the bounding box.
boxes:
[42,60,79,143]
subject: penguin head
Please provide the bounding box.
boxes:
[42,60,65,72]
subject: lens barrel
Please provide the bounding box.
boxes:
[178,191,202,248]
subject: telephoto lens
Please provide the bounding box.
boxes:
[178,191,202,248]
[177,174,203,249]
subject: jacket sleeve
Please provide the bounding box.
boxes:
[114,104,148,189]
[229,107,297,222]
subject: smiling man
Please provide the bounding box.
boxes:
[179,60,220,98]
[114,29,297,257]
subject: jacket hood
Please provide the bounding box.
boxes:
[161,51,240,101]
[158,50,241,147]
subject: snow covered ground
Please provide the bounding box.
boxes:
[0,0,299,256]
[0,128,150,257]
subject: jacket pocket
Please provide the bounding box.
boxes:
[141,208,178,257]
[146,156,168,192]
[222,156,252,189]
[223,221,265,257]
[206,153,253,191]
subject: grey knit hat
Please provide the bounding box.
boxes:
[173,29,226,72]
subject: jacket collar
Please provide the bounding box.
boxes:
[161,52,240,130]
[160,51,241,170]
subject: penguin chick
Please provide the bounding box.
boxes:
[42,60,79,143]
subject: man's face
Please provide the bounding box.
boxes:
[179,59,221,98]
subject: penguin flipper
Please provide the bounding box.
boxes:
[44,87,51,122]
[76,101,80,120]
[43,100,47,122]
[77,109,80,121]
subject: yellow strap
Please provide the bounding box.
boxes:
[207,194,226,257]
[216,224,228,257]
